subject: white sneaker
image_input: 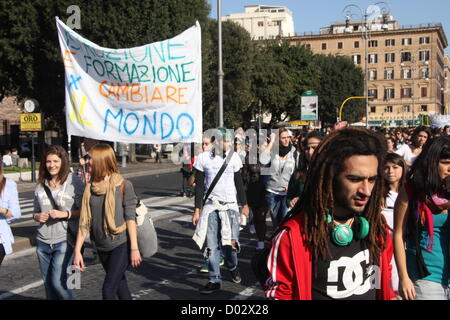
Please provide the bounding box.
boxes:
[256,241,265,250]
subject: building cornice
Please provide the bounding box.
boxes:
[288,26,448,48]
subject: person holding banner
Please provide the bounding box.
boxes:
[33,145,84,300]
[73,143,141,300]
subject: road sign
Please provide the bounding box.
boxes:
[301,91,318,121]
[20,113,43,132]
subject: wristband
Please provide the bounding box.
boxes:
[66,210,71,220]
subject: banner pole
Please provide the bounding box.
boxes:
[68,134,72,166]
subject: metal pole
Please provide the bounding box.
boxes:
[364,15,369,129]
[412,58,415,126]
[258,100,262,132]
[217,0,224,127]
[31,133,36,183]
[67,134,72,166]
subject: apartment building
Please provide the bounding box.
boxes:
[222,5,295,40]
[288,16,448,126]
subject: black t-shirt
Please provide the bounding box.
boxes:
[312,236,379,300]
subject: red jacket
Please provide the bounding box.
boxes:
[264,213,396,300]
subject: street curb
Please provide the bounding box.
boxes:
[12,166,181,253]
[16,166,180,193]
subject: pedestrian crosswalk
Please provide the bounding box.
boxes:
[12,195,195,225]
[10,197,35,224]
[14,195,269,226]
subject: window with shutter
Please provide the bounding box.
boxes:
[421,87,427,97]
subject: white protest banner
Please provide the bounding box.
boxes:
[56,17,202,144]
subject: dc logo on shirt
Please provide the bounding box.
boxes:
[326,249,380,299]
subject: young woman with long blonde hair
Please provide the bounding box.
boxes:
[73,143,141,300]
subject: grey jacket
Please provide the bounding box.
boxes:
[260,146,297,194]
[34,173,85,245]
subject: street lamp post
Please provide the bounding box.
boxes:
[343,2,390,129]
[217,0,224,127]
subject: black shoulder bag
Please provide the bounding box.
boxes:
[202,150,234,207]
[42,184,83,253]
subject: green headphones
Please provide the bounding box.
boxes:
[326,212,369,246]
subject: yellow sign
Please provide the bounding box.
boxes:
[289,120,314,126]
[20,113,43,131]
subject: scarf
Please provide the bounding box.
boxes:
[407,182,450,252]
[279,144,293,158]
[79,173,126,237]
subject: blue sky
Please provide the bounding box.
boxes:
[208,0,450,55]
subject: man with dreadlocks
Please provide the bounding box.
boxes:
[264,128,396,300]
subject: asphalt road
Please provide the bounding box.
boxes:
[0,172,267,301]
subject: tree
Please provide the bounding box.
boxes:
[202,20,256,130]
[313,54,365,125]
[251,41,320,125]
[251,46,294,126]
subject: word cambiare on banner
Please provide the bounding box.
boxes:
[56,17,202,144]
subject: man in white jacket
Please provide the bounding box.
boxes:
[192,127,249,294]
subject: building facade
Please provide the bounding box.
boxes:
[288,16,448,126]
[222,5,295,40]
[444,54,450,115]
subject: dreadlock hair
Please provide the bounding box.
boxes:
[290,127,388,265]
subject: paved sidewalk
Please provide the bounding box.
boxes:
[16,155,181,193]
[10,155,182,253]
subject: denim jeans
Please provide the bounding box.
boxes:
[414,279,450,300]
[97,242,132,300]
[265,191,288,228]
[205,209,240,284]
[36,239,74,300]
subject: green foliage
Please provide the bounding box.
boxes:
[259,41,320,124]
[203,20,255,129]
[251,45,294,125]
[313,54,365,125]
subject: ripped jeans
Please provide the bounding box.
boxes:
[205,209,240,284]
